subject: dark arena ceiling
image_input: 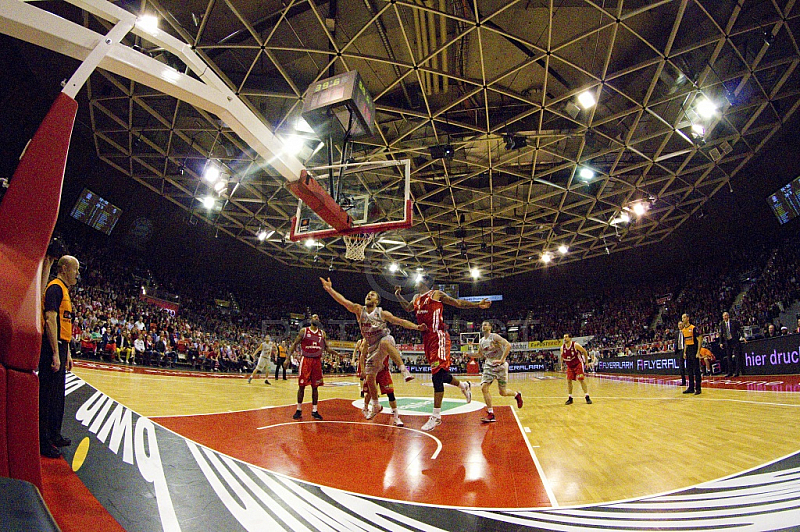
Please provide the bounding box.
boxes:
[6,0,800,281]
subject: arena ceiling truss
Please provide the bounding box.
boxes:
[6,0,800,280]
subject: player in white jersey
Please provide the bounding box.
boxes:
[320,277,426,418]
[477,321,523,423]
[356,338,404,426]
[247,335,275,385]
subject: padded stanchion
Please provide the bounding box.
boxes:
[6,369,42,489]
[0,364,7,478]
[0,92,77,372]
[0,92,76,489]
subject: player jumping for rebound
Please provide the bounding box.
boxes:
[356,338,404,426]
[476,321,523,423]
[561,333,592,405]
[395,274,490,431]
[320,278,425,419]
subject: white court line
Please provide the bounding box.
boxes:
[258,420,443,460]
[511,407,559,507]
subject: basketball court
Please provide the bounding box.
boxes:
[55,362,800,531]
[3,2,800,531]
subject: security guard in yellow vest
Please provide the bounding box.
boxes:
[39,255,80,458]
[680,313,703,395]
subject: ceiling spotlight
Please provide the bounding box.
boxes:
[201,196,215,209]
[429,144,455,160]
[283,135,306,156]
[135,14,159,33]
[504,135,527,151]
[378,238,405,246]
[577,90,596,110]
[415,272,424,284]
[257,229,268,241]
[304,238,317,248]
[695,97,716,119]
[691,123,705,138]
[213,180,227,193]
[579,167,595,181]
[328,263,335,272]
[605,246,610,255]
[470,268,480,280]
[295,117,315,133]
[541,252,553,264]
[389,263,399,273]
[611,212,631,225]
[632,202,648,216]
[203,165,220,184]
[558,244,569,254]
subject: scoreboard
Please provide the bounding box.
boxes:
[767,176,800,225]
[70,188,122,235]
[301,70,376,140]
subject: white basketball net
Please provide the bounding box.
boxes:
[343,233,373,261]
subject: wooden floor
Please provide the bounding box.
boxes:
[72,365,800,508]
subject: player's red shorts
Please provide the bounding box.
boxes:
[424,330,451,374]
[298,356,324,387]
[566,361,585,381]
[362,368,394,395]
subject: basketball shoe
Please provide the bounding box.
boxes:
[421,416,441,431]
[514,391,523,408]
[401,366,414,382]
[461,381,472,403]
[481,412,496,423]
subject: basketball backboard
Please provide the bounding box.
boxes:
[289,159,412,241]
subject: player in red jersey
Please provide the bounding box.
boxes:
[561,333,592,405]
[288,314,338,420]
[395,274,491,431]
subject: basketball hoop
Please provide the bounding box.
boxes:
[343,233,373,261]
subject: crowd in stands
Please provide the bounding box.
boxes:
[55,229,800,371]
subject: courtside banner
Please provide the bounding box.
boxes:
[740,334,800,375]
[597,335,800,375]
[597,353,680,375]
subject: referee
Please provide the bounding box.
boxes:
[39,255,80,458]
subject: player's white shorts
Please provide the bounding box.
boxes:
[255,356,270,372]
[364,335,395,376]
[481,360,509,387]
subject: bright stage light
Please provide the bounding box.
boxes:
[696,98,716,119]
[136,14,159,33]
[577,90,596,109]
[203,165,220,183]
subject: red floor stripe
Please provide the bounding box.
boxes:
[40,456,125,532]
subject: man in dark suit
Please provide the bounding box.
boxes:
[674,321,686,386]
[719,311,744,377]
